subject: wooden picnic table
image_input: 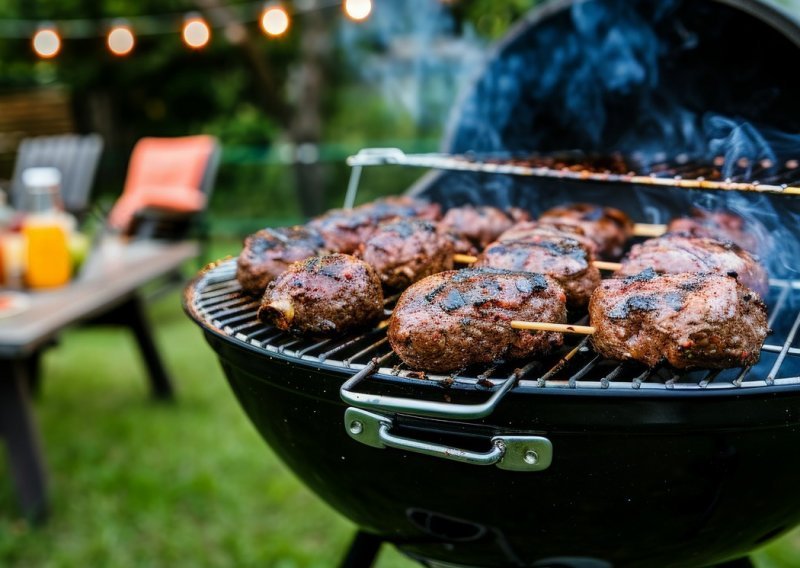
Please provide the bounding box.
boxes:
[0,237,198,521]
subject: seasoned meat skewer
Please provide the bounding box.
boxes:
[614,232,769,298]
[388,268,567,373]
[474,226,600,309]
[512,269,768,370]
[666,208,766,254]
[236,226,328,296]
[590,269,768,368]
[438,205,530,251]
[309,196,441,254]
[258,253,384,336]
[539,203,634,260]
[358,219,454,290]
[500,220,599,256]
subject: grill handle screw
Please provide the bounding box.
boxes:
[349,420,364,435]
[524,450,539,465]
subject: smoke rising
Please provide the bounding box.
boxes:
[429,0,800,279]
[337,0,486,131]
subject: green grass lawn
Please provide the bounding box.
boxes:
[0,239,798,567]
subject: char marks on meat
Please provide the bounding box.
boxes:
[500,220,599,256]
[667,208,765,254]
[359,219,454,290]
[308,197,441,254]
[590,271,768,369]
[615,233,769,298]
[388,268,567,372]
[236,226,327,296]
[258,253,384,336]
[476,225,600,309]
[439,205,531,250]
[539,203,634,260]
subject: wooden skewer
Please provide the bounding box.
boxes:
[453,253,479,264]
[454,253,622,272]
[592,260,622,271]
[633,223,666,238]
[510,320,596,334]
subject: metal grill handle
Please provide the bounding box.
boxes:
[344,408,552,471]
[340,360,519,419]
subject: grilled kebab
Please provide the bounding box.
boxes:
[590,269,768,369]
[236,226,328,296]
[358,219,454,290]
[308,196,441,254]
[388,267,567,372]
[258,253,384,336]
[666,208,765,254]
[614,232,769,298]
[475,225,600,309]
[438,205,531,250]
[539,203,634,260]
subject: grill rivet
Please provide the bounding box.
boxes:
[349,420,364,435]
[524,450,539,465]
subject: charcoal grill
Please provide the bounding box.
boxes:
[185,1,800,566]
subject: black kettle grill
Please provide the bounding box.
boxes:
[184,1,800,566]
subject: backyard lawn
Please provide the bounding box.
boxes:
[0,238,798,567]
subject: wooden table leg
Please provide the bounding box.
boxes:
[118,295,175,400]
[0,359,49,522]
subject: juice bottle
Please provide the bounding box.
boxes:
[21,167,72,289]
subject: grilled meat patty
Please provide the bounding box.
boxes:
[590,269,768,369]
[236,226,327,296]
[500,220,599,256]
[439,205,531,250]
[667,208,764,254]
[258,253,384,336]
[615,232,769,298]
[308,197,441,254]
[475,226,600,309]
[358,219,454,290]
[539,203,634,259]
[388,268,567,372]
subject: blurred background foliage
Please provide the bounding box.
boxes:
[0,0,537,234]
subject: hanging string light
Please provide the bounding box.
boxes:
[107,21,135,56]
[13,2,373,57]
[260,4,290,37]
[344,0,372,21]
[182,14,211,50]
[32,24,61,58]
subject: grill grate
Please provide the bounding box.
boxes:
[344,148,800,205]
[189,260,800,393]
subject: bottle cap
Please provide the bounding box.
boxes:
[22,167,61,189]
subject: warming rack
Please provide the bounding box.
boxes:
[343,148,800,208]
[189,260,800,414]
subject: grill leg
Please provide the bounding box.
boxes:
[339,531,383,568]
[0,360,49,523]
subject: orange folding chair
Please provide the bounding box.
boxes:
[108,135,220,247]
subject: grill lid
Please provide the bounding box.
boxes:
[444,0,800,161]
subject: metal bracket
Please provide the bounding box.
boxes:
[344,407,553,472]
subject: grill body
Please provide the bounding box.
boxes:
[185,264,800,567]
[185,0,800,566]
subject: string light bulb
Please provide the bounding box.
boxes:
[107,22,135,56]
[344,0,372,21]
[182,14,211,49]
[260,4,290,37]
[32,25,61,59]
